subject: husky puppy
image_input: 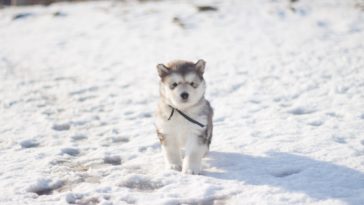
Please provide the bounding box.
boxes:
[155,59,213,174]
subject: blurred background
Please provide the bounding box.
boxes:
[1,0,79,6]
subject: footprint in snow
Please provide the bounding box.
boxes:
[27,178,64,195]
[333,136,347,144]
[65,193,101,205]
[307,120,323,126]
[118,174,165,191]
[65,193,83,204]
[288,107,316,115]
[317,20,329,28]
[271,169,302,178]
[69,86,99,96]
[104,155,122,165]
[141,112,152,118]
[52,123,71,131]
[124,111,134,116]
[360,113,364,120]
[20,139,39,148]
[138,143,160,153]
[77,95,96,102]
[111,136,129,143]
[71,134,88,142]
[61,147,80,156]
[76,197,100,205]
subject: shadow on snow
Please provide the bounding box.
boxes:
[205,151,364,205]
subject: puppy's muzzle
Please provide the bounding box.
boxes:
[180,92,189,100]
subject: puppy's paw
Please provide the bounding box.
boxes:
[168,164,182,171]
[182,168,200,175]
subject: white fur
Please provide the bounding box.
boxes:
[156,71,209,174]
[156,102,208,174]
[162,73,206,110]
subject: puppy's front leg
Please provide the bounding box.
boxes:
[182,137,208,175]
[162,143,182,171]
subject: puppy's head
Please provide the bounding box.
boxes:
[157,59,206,109]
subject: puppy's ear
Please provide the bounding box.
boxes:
[156,64,170,78]
[195,59,206,75]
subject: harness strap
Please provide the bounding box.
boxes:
[167,105,205,128]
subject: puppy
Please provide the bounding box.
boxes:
[155,59,213,174]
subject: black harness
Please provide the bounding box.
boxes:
[167,105,205,128]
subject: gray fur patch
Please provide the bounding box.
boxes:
[198,101,213,146]
[158,60,204,82]
[198,134,209,145]
[156,128,166,144]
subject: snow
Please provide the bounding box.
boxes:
[0,0,364,204]
[27,178,65,196]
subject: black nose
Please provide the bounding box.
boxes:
[181,92,189,100]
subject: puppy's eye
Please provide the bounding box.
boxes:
[190,82,196,87]
[171,82,178,88]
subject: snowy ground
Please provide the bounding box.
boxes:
[0,0,364,204]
